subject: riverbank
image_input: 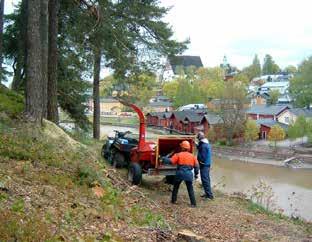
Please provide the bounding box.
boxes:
[214,152,312,169]
[213,146,312,169]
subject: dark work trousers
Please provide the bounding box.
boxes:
[200,165,213,198]
[171,179,196,206]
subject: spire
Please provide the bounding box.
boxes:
[223,55,228,67]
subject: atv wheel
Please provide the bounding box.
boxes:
[128,163,142,185]
[108,148,116,165]
[113,152,125,168]
[101,144,108,159]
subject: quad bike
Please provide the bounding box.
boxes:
[101,130,138,168]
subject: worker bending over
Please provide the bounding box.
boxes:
[163,141,199,207]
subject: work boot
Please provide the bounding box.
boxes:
[189,204,196,208]
[201,194,214,200]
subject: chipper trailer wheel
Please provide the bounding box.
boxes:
[128,163,142,185]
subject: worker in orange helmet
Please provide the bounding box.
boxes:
[162,140,199,207]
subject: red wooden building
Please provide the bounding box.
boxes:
[146,112,172,127]
[146,110,224,137]
[246,105,289,121]
[256,119,288,140]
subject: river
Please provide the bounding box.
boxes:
[100,125,312,221]
[212,158,312,221]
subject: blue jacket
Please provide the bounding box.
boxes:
[197,138,212,166]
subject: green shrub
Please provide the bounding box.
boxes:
[76,162,105,187]
[0,193,8,203]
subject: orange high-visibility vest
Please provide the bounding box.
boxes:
[171,151,198,167]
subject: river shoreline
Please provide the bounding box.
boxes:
[214,152,312,169]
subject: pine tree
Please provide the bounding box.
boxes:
[0,0,4,82]
[252,54,261,77]
[47,0,59,123]
[93,47,101,139]
[262,54,280,75]
[25,0,44,122]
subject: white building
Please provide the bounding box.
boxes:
[177,104,207,111]
[278,108,312,125]
[258,81,289,95]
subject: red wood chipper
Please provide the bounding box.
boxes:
[102,99,196,185]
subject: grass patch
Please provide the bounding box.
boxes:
[37,172,75,188]
[0,209,54,242]
[0,85,24,118]
[242,198,312,233]
[100,116,138,126]
[128,205,168,229]
[68,130,94,146]
[11,198,25,213]
[0,193,8,202]
[100,184,125,220]
[0,121,97,170]
[0,127,63,165]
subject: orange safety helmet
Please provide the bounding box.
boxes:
[180,140,191,150]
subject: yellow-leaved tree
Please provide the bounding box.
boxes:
[244,120,259,145]
[268,125,286,153]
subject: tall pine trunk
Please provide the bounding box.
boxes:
[11,0,27,91]
[0,0,4,83]
[40,0,49,118]
[93,48,101,139]
[25,0,43,122]
[47,0,59,123]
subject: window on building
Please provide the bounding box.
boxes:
[285,116,289,124]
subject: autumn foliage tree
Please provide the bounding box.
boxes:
[244,120,259,145]
[216,80,247,145]
[268,125,286,153]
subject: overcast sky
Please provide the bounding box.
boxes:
[161,0,312,69]
[4,0,312,69]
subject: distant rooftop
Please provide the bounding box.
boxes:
[261,81,289,88]
[204,112,223,125]
[289,108,312,118]
[169,55,203,74]
[247,105,289,115]
[148,101,172,107]
[256,119,288,130]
